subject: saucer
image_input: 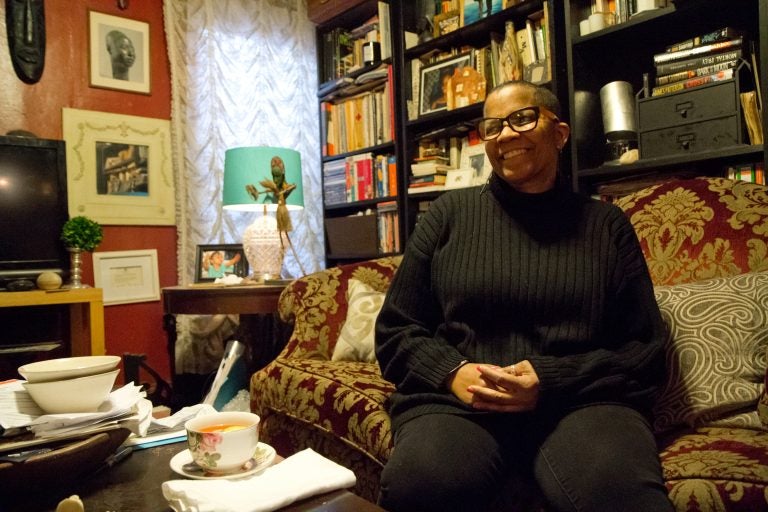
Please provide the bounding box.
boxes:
[170,442,276,480]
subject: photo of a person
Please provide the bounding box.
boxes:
[203,251,242,278]
[106,29,136,80]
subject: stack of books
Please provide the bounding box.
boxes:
[408,156,452,194]
[651,27,744,97]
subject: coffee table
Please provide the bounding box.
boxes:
[8,441,384,512]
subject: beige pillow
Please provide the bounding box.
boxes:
[652,271,768,433]
[331,279,385,363]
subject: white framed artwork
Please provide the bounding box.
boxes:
[93,249,160,305]
[459,141,492,186]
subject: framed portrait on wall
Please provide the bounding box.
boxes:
[194,244,248,283]
[89,11,150,94]
[419,53,471,117]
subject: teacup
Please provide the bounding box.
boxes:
[185,411,260,474]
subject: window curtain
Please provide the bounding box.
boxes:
[163,0,322,374]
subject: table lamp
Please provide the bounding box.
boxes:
[222,146,304,281]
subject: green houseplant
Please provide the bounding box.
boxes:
[61,216,103,252]
[60,216,103,288]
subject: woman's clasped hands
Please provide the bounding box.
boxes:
[449,361,540,412]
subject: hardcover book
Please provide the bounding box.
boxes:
[654,49,742,75]
[653,37,743,65]
[651,68,734,97]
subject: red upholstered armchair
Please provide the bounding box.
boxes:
[251,177,768,509]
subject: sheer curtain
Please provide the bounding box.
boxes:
[163,0,322,374]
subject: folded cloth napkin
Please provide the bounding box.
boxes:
[162,448,357,512]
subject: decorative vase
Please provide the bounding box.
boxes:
[67,247,86,289]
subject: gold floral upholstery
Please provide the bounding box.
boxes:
[251,178,768,508]
[615,177,768,286]
[251,256,400,500]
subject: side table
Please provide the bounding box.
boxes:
[157,284,288,408]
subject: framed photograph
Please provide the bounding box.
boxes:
[63,107,175,225]
[433,11,460,38]
[420,53,472,117]
[463,0,503,26]
[89,11,150,94]
[194,244,248,283]
[93,249,160,305]
[460,141,492,185]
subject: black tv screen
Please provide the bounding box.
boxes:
[0,135,69,286]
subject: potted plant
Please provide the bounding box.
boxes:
[60,216,103,288]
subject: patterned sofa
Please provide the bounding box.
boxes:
[251,177,768,510]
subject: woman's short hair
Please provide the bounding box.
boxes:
[487,80,562,118]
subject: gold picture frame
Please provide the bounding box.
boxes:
[89,11,150,94]
[63,108,175,226]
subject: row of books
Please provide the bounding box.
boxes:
[376,201,401,254]
[725,161,766,185]
[318,1,391,84]
[320,66,394,157]
[323,153,397,206]
[649,27,744,97]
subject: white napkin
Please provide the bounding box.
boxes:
[162,448,357,512]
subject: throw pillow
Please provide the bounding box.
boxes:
[331,279,385,363]
[652,271,768,433]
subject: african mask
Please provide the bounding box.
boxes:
[5,0,45,84]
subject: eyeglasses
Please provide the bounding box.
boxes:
[476,106,560,141]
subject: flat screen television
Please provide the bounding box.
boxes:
[0,135,69,288]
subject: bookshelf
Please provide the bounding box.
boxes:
[314,0,767,262]
[392,0,568,242]
[564,0,767,198]
[314,1,403,266]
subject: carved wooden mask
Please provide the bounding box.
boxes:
[5,0,45,84]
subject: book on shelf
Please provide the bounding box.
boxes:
[408,184,446,195]
[376,200,400,253]
[652,37,743,65]
[411,162,452,177]
[663,27,740,54]
[726,162,765,185]
[410,174,447,185]
[655,59,739,86]
[651,68,734,97]
[654,48,742,76]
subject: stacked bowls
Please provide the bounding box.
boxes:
[18,355,121,414]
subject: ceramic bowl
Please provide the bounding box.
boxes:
[18,355,121,383]
[23,368,119,414]
[185,411,261,474]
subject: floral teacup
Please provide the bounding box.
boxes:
[185,411,260,474]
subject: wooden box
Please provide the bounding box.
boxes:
[325,214,378,257]
[637,79,743,159]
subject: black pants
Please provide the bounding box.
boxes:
[378,404,673,512]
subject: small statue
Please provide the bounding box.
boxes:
[245,155,305,276]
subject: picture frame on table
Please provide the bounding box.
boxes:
[419,53,472,117]
[63,108,175,226]
[194,244,248,283]
[93,249,160,305]
[460,141,492,185]
[89,11,150,94]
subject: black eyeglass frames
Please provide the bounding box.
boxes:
[476,106,560,141]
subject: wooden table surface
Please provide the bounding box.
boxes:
[6,440,385,512]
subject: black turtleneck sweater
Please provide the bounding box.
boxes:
[375,174,667,432]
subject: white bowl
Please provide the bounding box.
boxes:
[23,368,120,414]
[18,355,121,383]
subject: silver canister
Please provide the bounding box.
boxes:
[599,81,637,139]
